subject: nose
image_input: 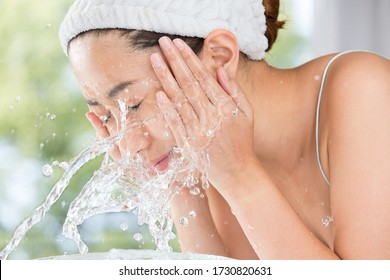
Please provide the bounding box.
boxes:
[118,126,151,159]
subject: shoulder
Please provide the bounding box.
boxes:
[324,51,389,94]
[323,51,390,137]
[322,52,390,259]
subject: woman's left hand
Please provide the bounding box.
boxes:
[150,36,258,191]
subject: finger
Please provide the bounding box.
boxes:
[172,38,232,107]
[216,67,253,119]
[86,112,110,138]
[150,52,201,129]
[85,112,121,160]
[156,91,187,147]
[157,37,213,122]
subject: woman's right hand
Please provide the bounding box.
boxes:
[85,111,121,161]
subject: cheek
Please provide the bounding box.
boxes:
[145,115,174,143]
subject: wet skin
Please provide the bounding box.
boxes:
[69,31,176,173]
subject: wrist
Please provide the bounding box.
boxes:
[212,157,267,203]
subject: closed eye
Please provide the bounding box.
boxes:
[128,102,142,112]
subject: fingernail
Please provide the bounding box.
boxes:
[85,112,97,128]
[85,112,94,122]
[150,53,163,68]
[156,91,169,104]
[173,38,185,51]
[158,36,172,50]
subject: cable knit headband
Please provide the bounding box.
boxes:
[59,0,268,60]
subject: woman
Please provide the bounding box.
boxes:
[59,0,390,259]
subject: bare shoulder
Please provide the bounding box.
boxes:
[324,51,390,140]
[327,51,389,85]
[322,52,390,259]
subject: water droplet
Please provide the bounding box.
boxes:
[206,129,215,138]
[179,217,189,227]
[189,211,196,218]
[42,164,54,177]
[100,115,110,125]
[8,105,14,111]
[143,132,149,137]
[61,201,67,208]
[163,131,170,138]
[120,223,128,231]
[15,96,21,102]
[133,233,143,241]
[322,216,333,228]
[58,162,69,170]
[202,179,209,190]
[50,114,56,122]
[190,187,200,196]
[52,161,59,166]
[52,133,57,139]
[232,108,239,116]
[314,75,321,81]
[46,23,52,28]
[39,143,45,149]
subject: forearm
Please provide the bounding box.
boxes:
[170,187,229,257]
[216,160,340,260]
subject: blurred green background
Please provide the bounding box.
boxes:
[0,0,303,259]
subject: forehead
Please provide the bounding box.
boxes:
[68,31,156,97]
[69,30,148,73]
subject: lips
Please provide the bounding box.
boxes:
[148,152,171,173]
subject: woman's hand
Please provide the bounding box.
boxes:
[85,111,121,161]
[150,36,258,191]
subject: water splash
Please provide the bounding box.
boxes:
[0,135,118,259]
[41,163,54,177]
[0,97,222,260]
[322,216,334,228]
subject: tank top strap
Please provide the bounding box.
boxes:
[315,50,381,187]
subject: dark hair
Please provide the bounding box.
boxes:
[71,29,204,55]
[71,0,284,56]
[263,0,285,51]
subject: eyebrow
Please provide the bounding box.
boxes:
[108,81,134,98]
[85,80,134,106]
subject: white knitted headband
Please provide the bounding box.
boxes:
[59,0,268,60]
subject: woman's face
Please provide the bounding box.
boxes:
[69,30,175,173]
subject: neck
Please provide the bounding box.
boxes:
[236,59,314,176]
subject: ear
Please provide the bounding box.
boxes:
[200,29,240,79]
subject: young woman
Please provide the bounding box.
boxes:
[59,0,390,259]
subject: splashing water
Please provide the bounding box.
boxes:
[0,99,221,260]
[0,135,118,259]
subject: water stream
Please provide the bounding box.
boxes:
[0,100,217,260]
